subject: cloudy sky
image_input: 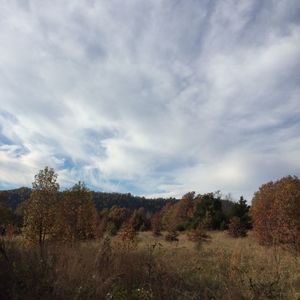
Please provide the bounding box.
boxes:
[0,0,299,200]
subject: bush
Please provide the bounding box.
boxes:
[228,217,247,238]
[118,224,137,251]
[187,227,211,248]
[165,230,179,242]
[139,224,147,232]
[176,224,186,232]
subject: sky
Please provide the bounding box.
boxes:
[0,0,299,201]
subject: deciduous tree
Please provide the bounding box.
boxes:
[172,192,196,230]
[107,206,130,235]
[130,207,148,231]
[251,176,300,250]
[23,167,60,254]
[0,201,14,235]
[62,181,97,241]
[151,212,162,236]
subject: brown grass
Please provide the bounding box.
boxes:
[0,231,299,299]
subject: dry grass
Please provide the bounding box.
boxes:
[137,231,300,299]
[0,231,299,299]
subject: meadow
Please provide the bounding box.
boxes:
[1,231,299,300]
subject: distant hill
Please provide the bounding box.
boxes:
[91,192,177,213]
[0,187,177,214]
[0,188,236,215]
[0,187,31,210]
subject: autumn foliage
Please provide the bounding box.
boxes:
[61,182,97,241]
[251,176,300,250]
[150,212,162,236]
[23,167,60,253]
[5,166,300,256]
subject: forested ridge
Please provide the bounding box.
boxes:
[0,187,177,213]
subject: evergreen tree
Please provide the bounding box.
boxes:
[229,196,251,229]
[192,192,225,230]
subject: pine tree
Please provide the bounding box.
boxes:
[229,196,251,230]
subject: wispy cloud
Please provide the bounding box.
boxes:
[0,0,299,200]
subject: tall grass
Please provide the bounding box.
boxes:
[0,232,299,299]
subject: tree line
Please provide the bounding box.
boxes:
[0,167,299,252]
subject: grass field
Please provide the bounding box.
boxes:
[136,231,300,299]
[1,231,300,299]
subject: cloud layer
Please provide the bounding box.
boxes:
[0,0,299,200]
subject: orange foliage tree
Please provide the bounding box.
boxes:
[23,167,60,255]
[151,212,162,236]
[172,192,196,230]
[251,176,300,250]
[107,206,130,235]
[62,181,97,241]
[160,192,196,231]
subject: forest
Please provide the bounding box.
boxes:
[0,167,299,300]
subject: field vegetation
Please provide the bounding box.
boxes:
[0,167,300,299]
[1,231,299,300]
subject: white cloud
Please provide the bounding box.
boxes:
[0,0,299,200]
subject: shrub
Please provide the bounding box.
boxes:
[187,226,211,248]
[176,224,186,232]
[165,230,179,242]
[118,224,137,251]
[139,224,147,232]
[228,217,247,238]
